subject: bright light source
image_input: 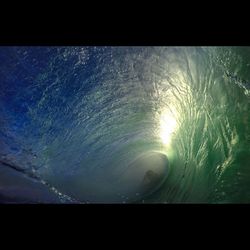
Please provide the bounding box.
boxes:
[160,109,178,145]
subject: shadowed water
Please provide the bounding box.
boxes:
[0,47,249,203]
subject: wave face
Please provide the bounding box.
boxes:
[0,47,249,203]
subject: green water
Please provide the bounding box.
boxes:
[1,46,250,203]
[142,47,250,203]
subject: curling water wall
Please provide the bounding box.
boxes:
[0,47,249,203]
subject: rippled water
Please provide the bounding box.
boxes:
[0,47,249,203]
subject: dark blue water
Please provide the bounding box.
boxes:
[0,47,249,203]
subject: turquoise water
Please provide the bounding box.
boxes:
[0,47,249,203]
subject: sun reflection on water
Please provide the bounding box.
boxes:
[160,108,178,146]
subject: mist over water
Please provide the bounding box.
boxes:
[0,47,249,203]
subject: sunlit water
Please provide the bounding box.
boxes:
[0,47,249,203]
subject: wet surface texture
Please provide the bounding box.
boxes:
[0,47,250,203]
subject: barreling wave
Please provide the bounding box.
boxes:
[0,47,249,203]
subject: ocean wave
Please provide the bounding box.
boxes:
[0,47,249,203]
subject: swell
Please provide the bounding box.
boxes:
[0,47,249,203]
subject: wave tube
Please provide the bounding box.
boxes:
[0,47,249,203]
